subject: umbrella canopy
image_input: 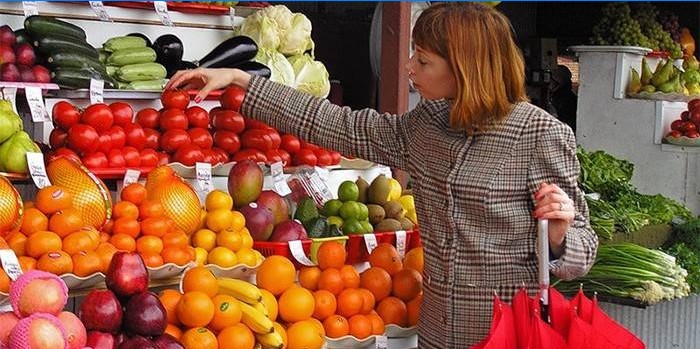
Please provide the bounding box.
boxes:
[470,296,517,349]
[548,287,572,339]
[590,297,646,349]
[527,292,568,349]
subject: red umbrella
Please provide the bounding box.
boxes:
[526,291,568,349]
[470,296,517,349]
[567,307,619,349]
[512,288,532,349]
[590,297,645,349]
[548,287,572,339]
[570,288,593,323]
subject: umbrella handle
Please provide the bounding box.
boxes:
[537,219,550,307]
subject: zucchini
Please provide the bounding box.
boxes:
[51,67,116,89]
[14,29,31,45]
[105,65,118,77]
[24,15,86,40]
[116,63,166,82]
[127,79,167,90]
[107,47,156,66]
[33,35,98,59]
[103,36,147,52]
[98,49,109,64]
[47,52,107,75]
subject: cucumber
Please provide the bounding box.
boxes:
[47,52,107,75]
[33,35,98,59]
[116,63,167,82]
[51,67,116,89]
[98,49,109,64]
[103,36,147,52]
[107,47,156,67]
[105,65,118,77]
[24,15,86,40]
[127,79,167,90]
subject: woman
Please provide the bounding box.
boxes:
[167,3,598,347]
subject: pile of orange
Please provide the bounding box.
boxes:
[104,183,194,268]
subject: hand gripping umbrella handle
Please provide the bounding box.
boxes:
[537,219,550,307]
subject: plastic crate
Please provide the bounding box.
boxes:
[253,240,312,269]
[407,228,422,250]
[310,236,349,264]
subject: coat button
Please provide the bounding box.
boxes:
[425,275,432,285]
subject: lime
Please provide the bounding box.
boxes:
[342,218,364,234]
[327,215,344,228]
[321,199,343,217]
[360,220,374,234]
[339,201,360,220]
[338,181,359,202]
[357,203,369,221]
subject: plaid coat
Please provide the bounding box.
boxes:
[241,76,598,348]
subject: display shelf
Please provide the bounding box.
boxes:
[46,89,224,101]
[0,82,60,90]
[660,143,700,153]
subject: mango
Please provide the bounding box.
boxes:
[227,160,263,208]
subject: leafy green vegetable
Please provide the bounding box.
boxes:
[664,242,700,293]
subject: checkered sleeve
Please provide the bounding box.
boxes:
[528,122,598,281]
[240,75,415,170]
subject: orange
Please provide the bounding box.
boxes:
[368,243,403,276]
[191,229,217,251]
[182,266,219,297]
[180,327,217,349]
[99,232,110,242]
[406,292,422,326]
[358,288,376,315]
[260,289,278,321]
[309,318,325,336]
[136,235,164,255]
[336,288,364,318]
[323,314,350,338]
[36,251,73,275]
[23,201,34,209]
[162,231,189,247]
[112,201,139,220]
[72,250,102,277]
[312,289,336,321]
[25,231,62,259]
[95,242,117,272]
[63,231,98,255]
[205,190,233,211]
[239,228,253,249]
[392,267,423,302]
[348,314,373,339]
[207,246,237,268]
[159,289,183,325]
[81,226,101,247]
[299,266,322,291]
[208,294,242,332]
[165,323,182,339]
[112,217,140,238]
[316,241,346,270]
[367,312,386,335]
[140,252,164,268]
[216,229,242,252]
[317,268,344,296]
[20,208,48,235]
[7,232,27,256]
[286,320,324,349]
[236,248,258,267]
[35,185,72,215]
[18,256,36,272]
[256,255,296,296]
[48,209,83,238]
[403,247,424,274]
[177,291,215,327]
[121,183,147,205]
[101,221,113,235]
[278,286,315,323]
[139,200,164,220]
[0,268,10,293]
[140,217,169,237]
[109,233,136,252]
[230,211,246,232]
[217,323,255,349]
[376,296,408,327]
[162,246,193,266]
[205,209,234,232]
[339,265,360,289]
[360,267,392,301]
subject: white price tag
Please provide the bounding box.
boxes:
[196,162,213,193]
[375,335,388,349]
[26,152,51,189]
[229,7,237,29]
[0,249,23,281]
[25,87,49,122]
[22,1,38,17]
[89,1,111,21]
[363,234,378,253]
[314,166,330,181]
[123,169,141,186]
[271,161,291,196]
[377,165,392,177]
[288,240,315,266]
[153,1,174,26]
[3,87,18,114]
[89,78,104,104]
[308,170,334,203]
[395,230,407,258]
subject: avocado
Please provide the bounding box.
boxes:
[305,216,329,238]
[294,197,319,226]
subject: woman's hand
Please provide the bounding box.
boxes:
[165,68,251,102]
[533,182,575,258]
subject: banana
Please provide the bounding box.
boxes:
[239,300,274,334]
[253,300,270,317]
[256,330,285,349]
[218,277,263,304]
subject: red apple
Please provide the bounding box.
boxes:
[31,65,51,83]
[105,251,148,298]
[78,290,123,333]
[15,43,35,67]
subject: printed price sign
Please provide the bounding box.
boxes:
[271,161,291,196]
[3,87,18,113]
[363,234,378,253]
[26,152,51,188]
[89,78,104,104]
[123,169,141,186]
[395,230,407,258]
[195,162,213,193]
[22,1,38,16]
[377,165,392,177]
[89,1,112,21]
[0,249,22,281]
[375,335,388,349]
[154,1,174,26]
[314,166,330,181]
[288,240,315,266]
[229,7,237,29]
[25,87,49,122]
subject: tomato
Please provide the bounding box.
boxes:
[49,128,68,149]
[123,123,146,150]
[174,144,204,166]
[689,99,700,112]
[97,133,112,154]
[186,106,210,128]
[278,149,291,166]
[121,146,141,167]
[110,102,134,126]
[220,86,245,111]
[160,129,191,153]
[683,121,697,133]
[300,140,320,151]
[213,130,241,154]
[313,148,332,166]
[687,130,700,138]
[211,147,229,164]
[329,151,341,164]
[139,149,159,167]
[187,127,213,149]
[681,111,690,121]
[267,129,281,149]
[671,119,684,131]
[49,147,80,163]
[241,129,275,151]
[52,101,80,131]
[81,103,114,132]
[202,149,216,165]
[293,149,317,166]
[209,106,223,116]
[82,152,107,169]
[157,152,170,166]
[135,107,160,129]
[107,126,126,149]
[160,108,188,130]
[143,128,161,150]
[667,130,682,138]
[68,123,100,155]
[690,109,700,126]
[107,149,125,168]
[161,89,190,110]
[211,110,245,133]
[280,134,301,154]
[245,118,272,130]
[265,149,290,165]
[233,148,266,163]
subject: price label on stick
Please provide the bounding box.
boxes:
[375,335,388,349]
[364,234,378,253]
[3,87,18,114]
[89,1,111,21]
[229,7,238,29]
[314,166,330,181]
[89,78,104,104]
[196,162,213,193]
[0,250,22,281]
[25,87,49,122]
[123,169,140,186]
[395,230,407,258]
[154,1,174,26]
[22,1,38,17]
[26,152,51,188]
[271,161,291,196]
[288,240,315,266]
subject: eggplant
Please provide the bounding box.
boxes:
[153,34,184,78]
[233,61,271,79]
[198,36,257,69]
[127,32,152,47]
